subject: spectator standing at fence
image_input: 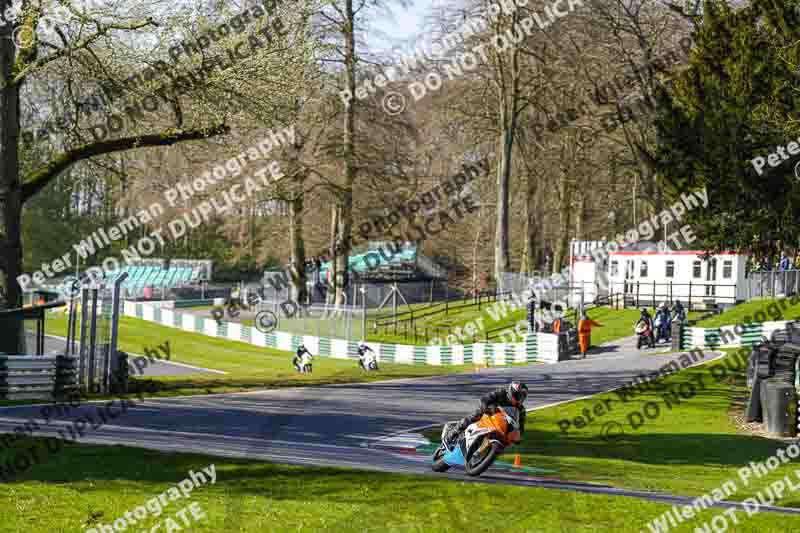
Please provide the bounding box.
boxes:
[230,285,242,308]
[673,300,686,323]
[577,311,602,358]
[780,252,791,271]
[526,295,537,332]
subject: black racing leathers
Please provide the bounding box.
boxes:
[454,387,526,435]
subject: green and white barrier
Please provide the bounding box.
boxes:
[681,320,799,349]
[121,301,560,365]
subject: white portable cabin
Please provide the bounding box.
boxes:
[570,240,749,308]
[568,240,608,304]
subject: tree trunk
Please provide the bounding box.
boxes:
[472,202,484,295]
[288,192,307,304]
[521,168,538,275]
[334,0,357,310]
[494,114,515,292]
[0,7,24,352]
[552,175,572,274]
[327,205,338,307]
[575,194,586,240]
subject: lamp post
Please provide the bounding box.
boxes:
[359,285,367,340]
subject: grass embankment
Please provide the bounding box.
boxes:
[268,300,663,347]
[366,300,530,345]
[2,435,798,532]
[693,296,800,328]
[259,297,516,346]
[34,313,467,399]
[430,350,800,507]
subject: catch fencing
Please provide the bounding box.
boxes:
[745,270,800,300]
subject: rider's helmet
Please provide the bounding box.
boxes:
[508,382,528,406]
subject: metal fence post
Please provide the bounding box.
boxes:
[107,272,128,393]
[87,288,98,393]
[772,271,776,298]
[78,288,89,389]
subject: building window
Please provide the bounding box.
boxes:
[693,261,702,278]
[723,260,732,279]
[640,260,648,278]
[610,261,618,277]
[666,260,675,278]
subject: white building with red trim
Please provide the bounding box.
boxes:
[570,240,748,308]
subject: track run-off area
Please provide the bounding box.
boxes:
[1,338,799,518]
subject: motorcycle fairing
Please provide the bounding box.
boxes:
[442,440,466,466]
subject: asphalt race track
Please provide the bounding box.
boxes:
[24,331,223,376]
[2,340,799,517]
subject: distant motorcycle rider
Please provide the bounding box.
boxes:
[293,344,311,372]
[357,343,377,371]
[635,308,656,348]
[444,382,528,445]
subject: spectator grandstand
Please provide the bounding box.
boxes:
[314,241,446,283]
[102,259,212,300]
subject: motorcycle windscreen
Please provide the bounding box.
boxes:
[442,444,466,466]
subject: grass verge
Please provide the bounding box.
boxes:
[694,297,800,328]
[428,349,800,505]
[30,313,474,400]
[1,436,798,532]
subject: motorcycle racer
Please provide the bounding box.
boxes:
[357,343,376,371]
[444,382,528,445]
[293,344,311,372]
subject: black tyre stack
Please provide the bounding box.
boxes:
[745,326,800,437]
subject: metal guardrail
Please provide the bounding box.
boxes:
[0,355,78,400]
[745,270,800,300]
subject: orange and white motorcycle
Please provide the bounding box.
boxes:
[432,406,522,477]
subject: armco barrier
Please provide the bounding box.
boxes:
[0,355,78,400]
[680,320,799,350]
[121,301,561,365]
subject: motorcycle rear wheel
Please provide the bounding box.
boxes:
[431,446,450,472]
[465,439,501,477]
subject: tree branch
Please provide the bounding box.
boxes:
[21,124,230,203]
[13,17,157,85]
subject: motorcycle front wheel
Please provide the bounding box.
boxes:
[431,446,450,472]
[464,438,502,477]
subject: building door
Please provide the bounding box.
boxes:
[624,259,635,294]
[706,259,717,296]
